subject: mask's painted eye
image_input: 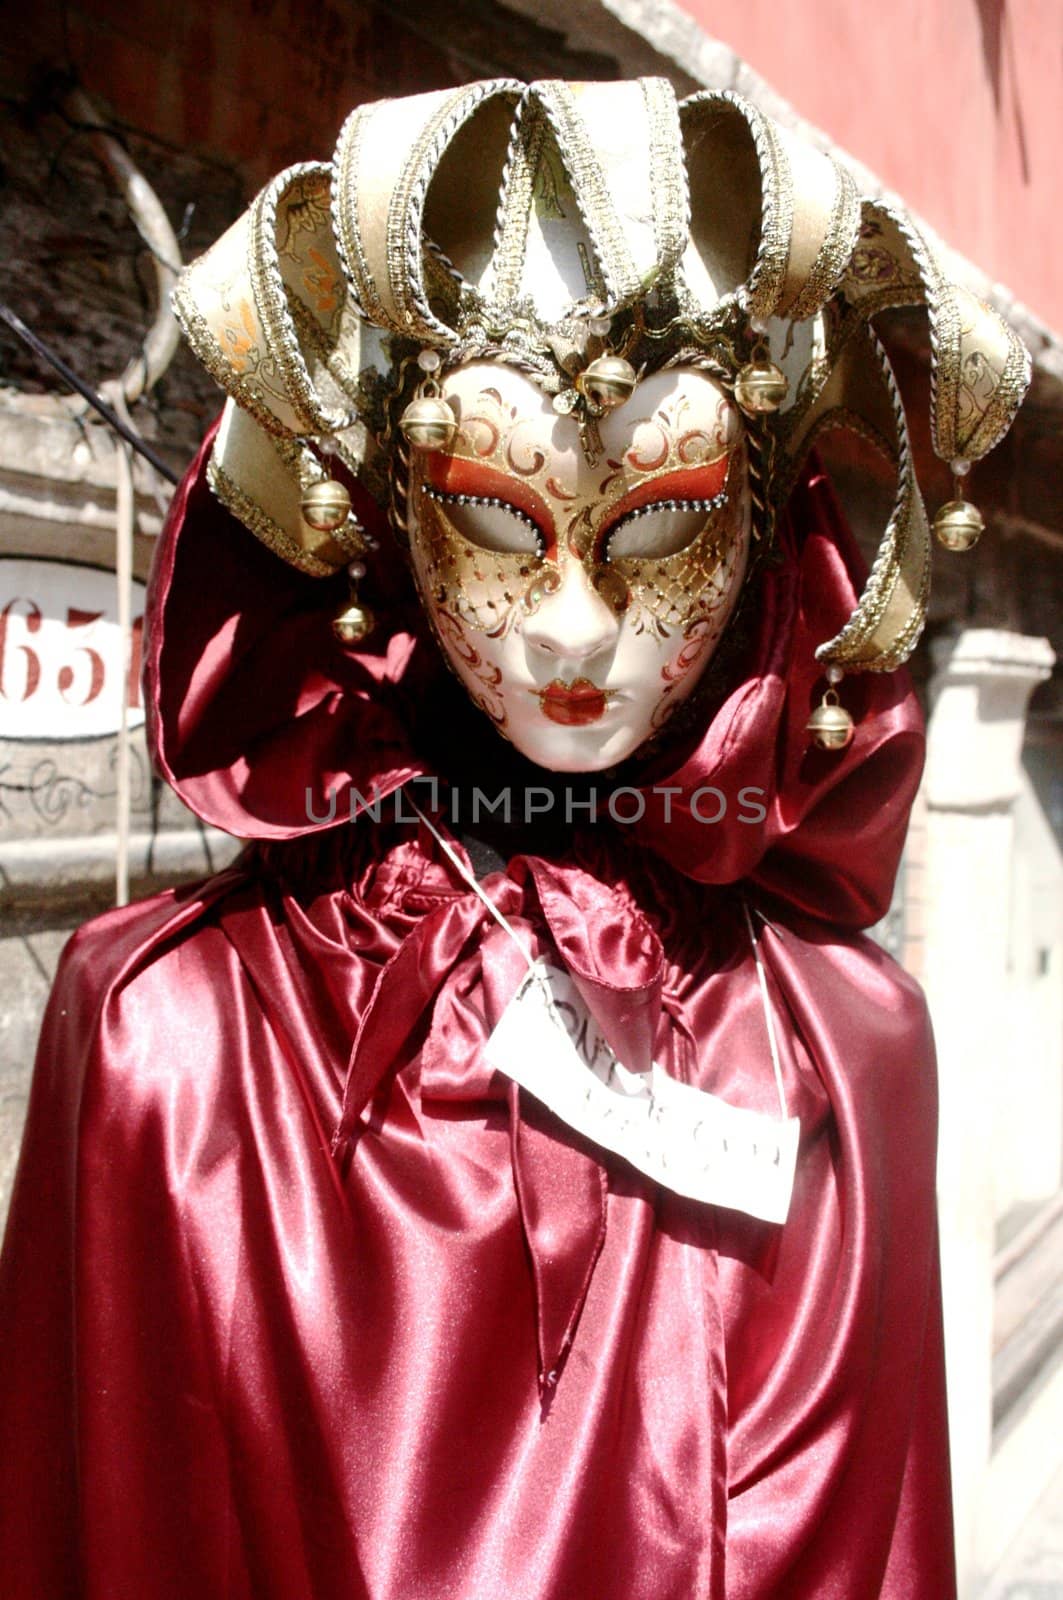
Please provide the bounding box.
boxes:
[604,493,727,561]
[423,487,544,556]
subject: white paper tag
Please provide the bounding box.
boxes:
[483,963,799,1224]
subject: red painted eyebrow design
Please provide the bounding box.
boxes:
[424,456,556,554]
[424,452,732,563]
[599,458,731,545]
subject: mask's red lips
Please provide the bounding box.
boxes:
[535,678,611,726]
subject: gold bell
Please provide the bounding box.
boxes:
[332,555,374,645]
[576,354,637,412]
[301,478,352,533]
[933,498,985,552]
[399,394,457,451]
[806,689,854,752]
[332,598,374,645]
[336,601,377,643]
[733,359,788,417]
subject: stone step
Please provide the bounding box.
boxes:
[994,1192,1063,1432]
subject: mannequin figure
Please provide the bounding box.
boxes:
[0,79,1029,1600]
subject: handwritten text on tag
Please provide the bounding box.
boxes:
[482,963,799,1224]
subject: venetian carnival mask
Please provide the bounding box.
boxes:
[172,78,1030,768]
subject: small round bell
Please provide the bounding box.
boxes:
[733,359,788,416]
[806,694,854,752]
[332,599,375,645]
[399,394,457,450]
[576,355,637,412]
[933,498,985,552]
[301,478,352,533]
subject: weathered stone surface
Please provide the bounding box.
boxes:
[0,106,234,475]
[0,922,74,1228]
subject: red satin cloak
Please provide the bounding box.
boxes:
[0,435,956,1599]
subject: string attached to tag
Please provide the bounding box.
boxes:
[741,898,788,1124]
[410,798,540,973]
[408,793,800,1223]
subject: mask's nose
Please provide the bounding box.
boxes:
[521,556,621,668]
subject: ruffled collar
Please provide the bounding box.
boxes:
[146,425,923,930]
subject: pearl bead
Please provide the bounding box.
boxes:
[624,493,726,521]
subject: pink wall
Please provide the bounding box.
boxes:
[678,0,1063,332]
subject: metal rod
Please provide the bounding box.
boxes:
[114,426,134,908]
[0,299,180,485]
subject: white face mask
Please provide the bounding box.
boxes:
[407,362,752,773]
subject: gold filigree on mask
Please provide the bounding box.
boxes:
[408,375,751,638]
[605,447,749,631]
[415,489,545,634]
[412,443,749,639]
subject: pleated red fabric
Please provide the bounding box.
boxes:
[0,429,956,1599]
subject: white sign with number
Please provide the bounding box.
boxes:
[0,558,147,740]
